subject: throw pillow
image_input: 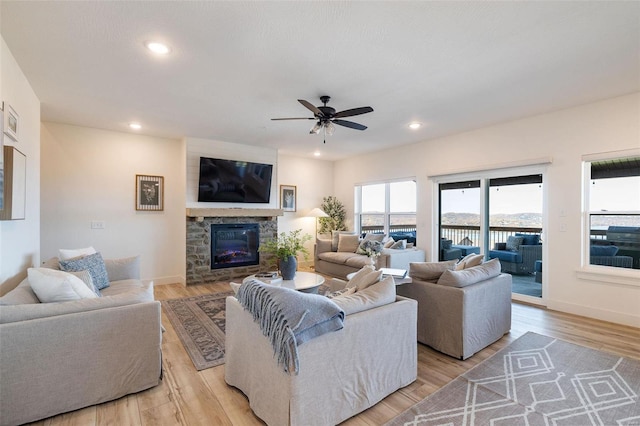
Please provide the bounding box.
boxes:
[58,246,97,261]
[59,252,110,290]
[383,238,396,249]
[230,281,242,295]
[41,257,61,270]
[515,233,540,246]
[326,286,357,299]
[67,269,101,297]
[104,256,141,281]
[590,245,619,257]
[337,234,360,253]
[362,233,385,242]
[331,231,354,252]
[390,239,407,250]
[27,268,99,303]
[346,266,383,291]
[506,236,524,251]
[437,258,501,288]
[409,260,457,281]
[331,276,396,316]
[455,253,484,270]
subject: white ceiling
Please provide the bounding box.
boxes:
[2,1,639,161]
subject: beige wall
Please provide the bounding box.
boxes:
[40,123,186,284]
[0,37,41,294]
[334,93,640,327]
[277,154,334,266]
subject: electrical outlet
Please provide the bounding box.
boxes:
[91,220,105,229]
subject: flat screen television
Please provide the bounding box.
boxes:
[197,157,273,203]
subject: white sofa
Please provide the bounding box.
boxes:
[314,237,426,278]
[225,294,418,426]
[0,257,162,426]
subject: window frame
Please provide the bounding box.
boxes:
[579,149,640,286]
[355,178,417,236]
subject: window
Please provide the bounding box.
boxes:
[584,155,640,270]
[356,180,416,242]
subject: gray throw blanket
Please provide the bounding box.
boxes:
[236,279,344,374]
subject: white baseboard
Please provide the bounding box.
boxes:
[546,299,640,328]
[151,275,185,286]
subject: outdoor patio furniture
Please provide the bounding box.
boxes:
[489,233,542,274]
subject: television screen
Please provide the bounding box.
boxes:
[198,157,273,203]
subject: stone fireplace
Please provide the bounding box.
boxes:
[185,208,282,285]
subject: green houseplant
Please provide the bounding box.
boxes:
[259,229,312,279]
[318,196,347,235]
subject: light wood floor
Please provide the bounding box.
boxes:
[29,280,640,426]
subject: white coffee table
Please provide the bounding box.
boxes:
[346,271,412,285]
[243,271,325,293]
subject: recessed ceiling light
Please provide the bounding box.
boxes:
[314,151,321,157]
[145,41,170,55]
[129,123,142,130]
[409,122,422,130]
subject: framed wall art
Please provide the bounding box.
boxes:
[4,104,18,142]
[136,174,164,211]
[280,184,296,212]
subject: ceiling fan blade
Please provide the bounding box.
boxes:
[298,99,323,116]
[333,119,367,131]
[271,117,315,120]
[334,106,373,118]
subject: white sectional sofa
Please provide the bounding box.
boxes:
[0,257,162,426]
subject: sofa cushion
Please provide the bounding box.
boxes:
[337,234,360,253]
[318,251,362,265]
[27,268,99,303]
[362,233,385,242]
[0,280,154,324]
[590,245,619,256]
[58,246,97,261]
[331,276,396,316]
[344,255,377,269]
[42,257,61,270]
[59,252,110,290]
[409,260,457,281]
[332,231,355,251]
[515,233,540,246]
[506,236,524,251]
[437,258,501,288]
[489,250,522,263]
[0,279,40,305]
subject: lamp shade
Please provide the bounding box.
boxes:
[307,207,329,218]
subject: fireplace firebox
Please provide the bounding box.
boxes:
[211,223,260,269]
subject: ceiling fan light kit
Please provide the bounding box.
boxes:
[272,95,373,143]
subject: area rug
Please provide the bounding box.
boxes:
[386,332,640,426]
[161,291,234,371]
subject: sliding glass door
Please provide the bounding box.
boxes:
[438,172,544,300]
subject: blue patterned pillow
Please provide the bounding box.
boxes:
[59,252,110,290]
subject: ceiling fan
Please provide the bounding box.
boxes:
[272,96,373,142]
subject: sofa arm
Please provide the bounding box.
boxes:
[0,301,162,426]
[380,248,426,269]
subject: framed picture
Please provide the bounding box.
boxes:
[136,175,164,211]
[4,104,18,142]
[280,185,296,212]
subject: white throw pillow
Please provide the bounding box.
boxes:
[58,246,97,261]
[332,276,396,316]
[28,268,99,303]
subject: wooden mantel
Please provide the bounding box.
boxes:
[186,208,284,219]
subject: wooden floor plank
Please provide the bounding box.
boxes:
[28,281,640,426]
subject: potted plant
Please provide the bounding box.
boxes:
[259,229,312,279]
[318,196,347,235]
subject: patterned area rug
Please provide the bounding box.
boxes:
[386,332,640,426]
[162,291,234,371]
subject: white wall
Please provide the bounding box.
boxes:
[40,123,185,284]
[335,93,640,327]
[186,138,278,209]
[0,37,41,295]
[277,154,334,266]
